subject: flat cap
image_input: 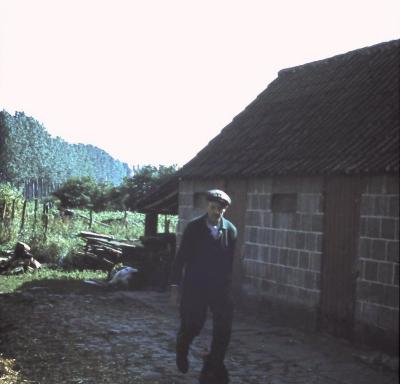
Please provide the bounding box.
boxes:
[206,189,231,206]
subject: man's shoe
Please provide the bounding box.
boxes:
[199,369,218,384]
[215,364,229,384]
[176,335,189,373]
[176,349,189,373]
[199,360,229,384]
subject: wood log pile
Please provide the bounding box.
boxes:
[0,232,176,291]
[75,231,176,290]
[73,231,139,272]
[0,241,42,275]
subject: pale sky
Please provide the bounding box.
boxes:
[1,0,399,168]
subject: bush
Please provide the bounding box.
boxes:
[52,177,105,210]
[30,236,80,265]
[0,183,23,244]
[0,182,23,202]
[1,199,146,260]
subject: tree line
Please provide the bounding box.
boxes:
[52,164,177,212]
[0,110,131,191]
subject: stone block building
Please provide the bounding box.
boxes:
[138,40,399,355]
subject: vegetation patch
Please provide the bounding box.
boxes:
[0,354,23,384]
[0,267,107,294]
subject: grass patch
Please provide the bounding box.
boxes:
[0,205,147,264]
[0,267,107,294]
[0,354,22,384]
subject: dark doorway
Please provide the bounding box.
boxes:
[319,175,363,339]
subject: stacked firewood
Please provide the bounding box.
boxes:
[0,242,42,275]
[75,231,139,272]
[76,231,176,290]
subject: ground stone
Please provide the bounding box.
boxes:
[0,284,398,384]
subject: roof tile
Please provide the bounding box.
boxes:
[179,40,400,178]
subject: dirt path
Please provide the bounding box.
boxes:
[0,281,398,384]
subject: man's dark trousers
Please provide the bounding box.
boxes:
[177,287,234,369]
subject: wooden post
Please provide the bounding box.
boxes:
[20,200,27,232]
[164,215,170,233]
[11,199,16,222]
[89,209,93,229]
[0,200,5,232]
[42,202,47,216]
[1,200,6,221]
[144,212,158,237]
[33,198,38,230]
[43,203,49,238]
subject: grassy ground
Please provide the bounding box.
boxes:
[0,207,146,259]
[0,267,107,384]
[0,201,177,383]
[1,203,176,266]
[0,354,21,384]
[0,267,107,294]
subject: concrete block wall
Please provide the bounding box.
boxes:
[355,175,399,352]
[242,176,324,311]
[175,175,398,352]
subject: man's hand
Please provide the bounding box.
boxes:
[170,284,180,306]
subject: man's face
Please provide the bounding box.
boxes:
[206,201,227,225]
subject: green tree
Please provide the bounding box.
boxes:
[52,177,98,209]
[118,164,178,211]
[0,110,131,189]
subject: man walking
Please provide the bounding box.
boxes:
[170,189,237,383]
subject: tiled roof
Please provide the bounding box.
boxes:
[178,39,400,178]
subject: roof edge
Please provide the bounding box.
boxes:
[278,39,400,77]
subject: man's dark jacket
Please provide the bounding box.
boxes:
[170,214,237,295]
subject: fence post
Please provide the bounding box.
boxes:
[89,209,93,229]
[0,200,5,233]
[20,200,27,233]
[164,215,170,233]
[11,199,16,222]
[43,202,49,239]
[124,210,128,228]
[1,199,6,221]
[33,198,38,230]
